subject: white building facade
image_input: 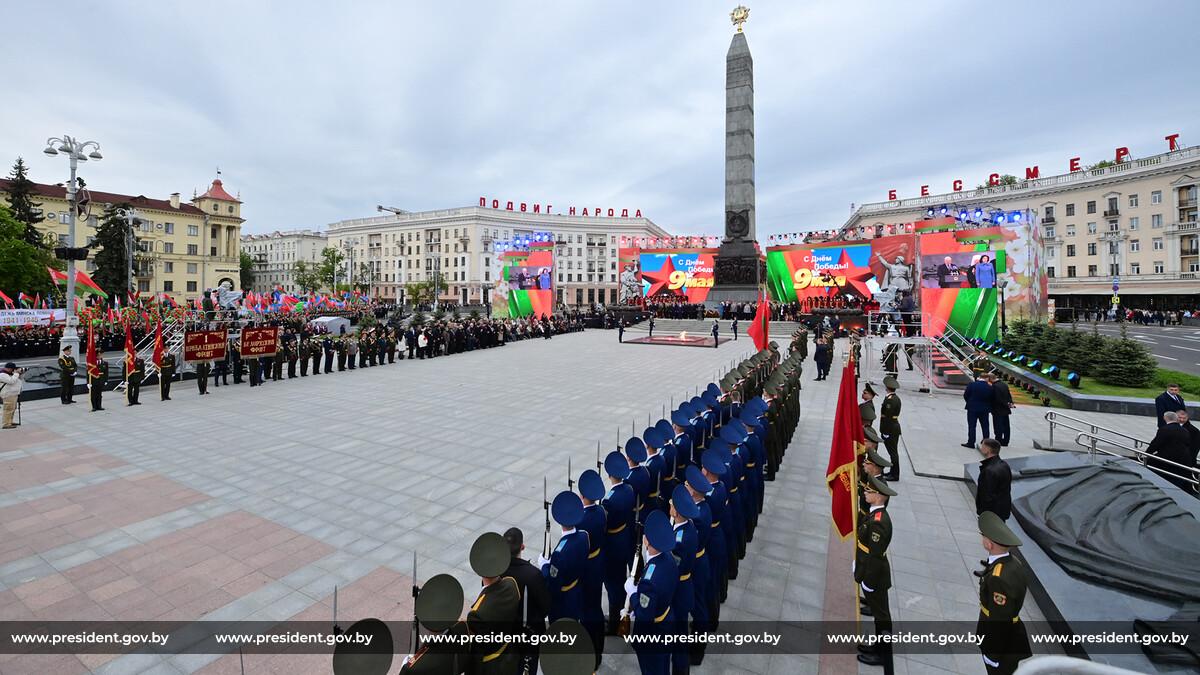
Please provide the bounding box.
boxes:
[240,229,328,294]
[326,205,672,307]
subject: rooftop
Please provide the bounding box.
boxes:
[0,178,207,217]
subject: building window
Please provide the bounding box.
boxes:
[1108,221,1119,232]
[163,280,174,291]
[1066,225,1076,237]
[211,226,218,239]
[1129,217,1139,230]
[188,225,199,236]
[140,221,152,232]
[1086,222,1097,234]
[1087,243,1096,256]
[1151,190,1162,204]
[1153,238,1164,250]
[1108,241,1119,254]
[187,244,198,255]
[211,204,218,212]
[1045,226,1056,239]
[210,246,217,256]
[1130,239,1140,252]
[164,242,174,254]
[1086,201,1096,214]
[138,280,150,292]
[1065,203,1075,217]
[187,263,198,274]
[163,262,174,273]
[1066,244,1076,257]
[1046,246,1057,258]
[1046,266,1055,278]
[1109,263,1120,276]
[186,281,198,292]
[1044,205,1054,218]
[1129,194,1139,208]
[164,222,174,234]
[1087,265,1097,277]
[1067,266,1076,278]
[1151,214,1163,228]
[1129,262,1140,274]
[228,205,234,214]
[1154,261,1164,274]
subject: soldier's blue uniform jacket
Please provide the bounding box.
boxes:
[670,483,701,675]
[632,511,678,675]
[690,494,714,628]
[625,438,653,526]
[542,492,589,622]
[579,501,607,628]
[602,452,636,628]
[644,451,667,509]
[701,464,730,597]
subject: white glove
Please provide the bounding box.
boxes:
[860,581,874,593]
[537,555,550,568]
[619,608,630,620]
[982,654,1000,668]
[851,561,856,575]
[624,576,638,595]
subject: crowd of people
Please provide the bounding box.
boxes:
[1060,307,1199,325]
[398,345,803,674]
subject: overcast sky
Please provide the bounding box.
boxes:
[3,1,1196,237]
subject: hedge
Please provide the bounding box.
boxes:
[1001,319,1156,388]
[1152,369,1200,397]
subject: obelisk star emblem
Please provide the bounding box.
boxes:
[731,5,749,32]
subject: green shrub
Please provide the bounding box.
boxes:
[1003,319,1033,354]
[410,311,426,327]
[1095,326,1157,388]
[1151,369,1200,397]
[1064,331,1106,377]
[1032,325,1063,364]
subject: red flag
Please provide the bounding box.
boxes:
[124,320,136,375]
[747,292,770,351]
[0,289,12,308]
[152,321,164,368]
[825,357,864,539]
[106,307,117,325]
[47,266,68,285]
[74,269,108,298]
[86,326,100,380]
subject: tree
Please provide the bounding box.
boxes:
[1096,324,1156,387]
[293,260,321,293]
[317,247,346,291]
[5,157,47,248]
[0,203,59,297]
[403,277,448,307]
[239,251,256,290]
[355,261,376,294]
[91,203,136,299]
[977,174,1019,189]
[1086,160,1116,171]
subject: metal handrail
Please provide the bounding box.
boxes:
[1044,411,1149,453]
[1073,431,1199,488]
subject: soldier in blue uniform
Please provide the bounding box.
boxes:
[671,409,697,469]
[642,427,669,512]
[625,510,677,675]
[601,451,636,634]
[669,484,700,675]
[654,419,679,497]
[700,450,731,606]
[577,469,608,669]
[720,424,758,544]
[710,441,745,573]
[683,465,713,665]
[539,491,588,623]
[624,438,652,526]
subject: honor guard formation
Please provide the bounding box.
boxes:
[382,342,804,675]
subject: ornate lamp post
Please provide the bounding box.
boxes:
[116,207,141,299]
[44,135,103,356]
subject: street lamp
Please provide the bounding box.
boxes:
[340,237,359,293]
[116,207,141,299]
[997,278,1009,338]
[44,135,102,357]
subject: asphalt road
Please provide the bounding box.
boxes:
[1085,323,1200,375]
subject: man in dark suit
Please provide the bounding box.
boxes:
[1154,384,1187,428]
[989,373,1014,447]
[1146,412,1195,491]
[502,527,550,675]
[976,439,1012,521]
[1178,409,1200,469]
[937,256,961,288]
[963,375,994,448]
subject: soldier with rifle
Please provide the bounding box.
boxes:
[600,450,636,635]
[576,469,608,670]
[625,509,677,675]
[538,491,587,623]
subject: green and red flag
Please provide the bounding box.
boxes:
[0,290,12,308]
[74,270,108,298]
[48,266,68,285]
[826,356,864,539]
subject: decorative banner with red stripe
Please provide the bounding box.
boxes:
[184,329,228,362]
[238,326,279,358]
[826,358,864,539]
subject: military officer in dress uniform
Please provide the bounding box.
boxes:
[195,359,211,395]
[126,357,144,406]
[860,382,878,428]
[855,474,896,674]
[669,484,699,675]
[89,348,108,411]
[643,427,669,512]
[700,450,730,604]
[976,512,1032,675]
[653,419,679,498]
[670,410,696,477]
[158,352,176,400]
[625,509,677,675]
[577,469,607,670]
[602,451,636,634]
[59,346,77,404]
[857,428,888,618]
[539,491,588,623]
[624,439,653,527]
[299,340,310,377]
[879,376,903,481]
[882,343,899,379]
[271,345,284,381]
[465,532,523,674]
[683,465,713,663]
[286,340,298,378]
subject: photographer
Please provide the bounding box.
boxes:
[0,362,24,430]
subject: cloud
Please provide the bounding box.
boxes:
[2,0,1195,238]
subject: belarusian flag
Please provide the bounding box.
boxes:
[826,356,864,539]
[74,270,108,298]
[0,290,13,308]
[48,266,68,285]
[18,292,32,308]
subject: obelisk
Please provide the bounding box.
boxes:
[712,5,765,303]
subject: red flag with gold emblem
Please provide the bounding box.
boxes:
[826,356,864,538]
[152,321,164,368]
[86,325,100,380]
[124,319,136,375]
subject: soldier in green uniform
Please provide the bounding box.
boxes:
[882,343,898,379]
[336,338,347,371]
[856,428,889,619]
[855,474,896,673]
[89,349,109,411]
[859,382,877,429]
[58,345,77,404]
[195,360,211,395]
[286,340,298,378]
[976,512,1032,675]
[126,357,144,406]
[464,532,523,674]
[387,331,397,363]
[158,352,175,400]
[879,376,902,481]
[299,339,310,377]
[271,344,284,381]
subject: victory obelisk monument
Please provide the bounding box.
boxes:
[711,5,766,305]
